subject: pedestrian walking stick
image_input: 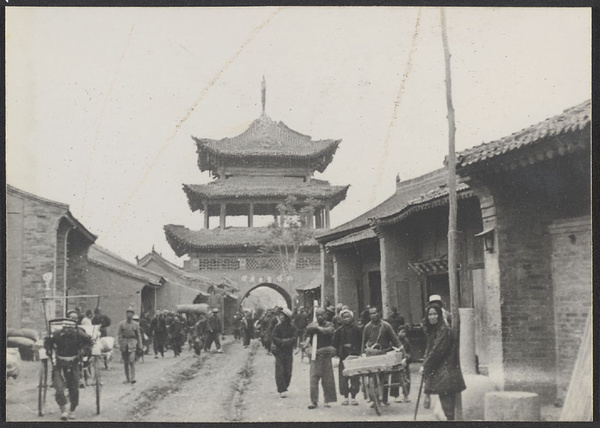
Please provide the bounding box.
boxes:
[414,372,425,421]
[310,300,318,361]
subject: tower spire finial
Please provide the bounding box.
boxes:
[261,75,266,115]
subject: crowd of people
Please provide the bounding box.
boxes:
[43,294,464,421]
[253,296,464,420]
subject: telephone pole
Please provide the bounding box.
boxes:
[441,7,462,420]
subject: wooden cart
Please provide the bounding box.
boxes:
[342,350,407,415]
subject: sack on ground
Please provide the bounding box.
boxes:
[7,336,36,349]
[7,328,39,341]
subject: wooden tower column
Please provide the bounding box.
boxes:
[248,203,254,227]
[220,203,227,229]
[203,201,209,229]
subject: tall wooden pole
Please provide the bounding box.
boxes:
[441,8,462,420]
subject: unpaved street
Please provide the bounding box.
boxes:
[6,337,560,422]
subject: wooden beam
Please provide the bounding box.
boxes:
[248,203,254,227]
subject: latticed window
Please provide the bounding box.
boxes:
[296,257,321,270]
[246,257,287,270]
[196,258,240,270]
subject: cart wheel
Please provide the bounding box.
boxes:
[38,359,48,417]
[93,356,101,414]
[368,374,382,415]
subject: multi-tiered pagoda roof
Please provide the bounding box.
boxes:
[165,90,348,256]
[193,114,341,176]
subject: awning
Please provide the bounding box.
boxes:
[296,276,321,292]
[408,255,448,275]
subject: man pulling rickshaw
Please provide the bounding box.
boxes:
[43,309,93,420]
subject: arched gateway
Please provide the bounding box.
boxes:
[238,283,293,309]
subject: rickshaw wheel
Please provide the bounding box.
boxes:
[93,356,101,414]
[38,359,48,417]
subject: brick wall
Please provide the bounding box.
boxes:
[494,185,558,401]
[8,192,66,331]
[85,262,147,337]
[549,216,591,402]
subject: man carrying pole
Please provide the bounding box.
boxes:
[305,304,337,409]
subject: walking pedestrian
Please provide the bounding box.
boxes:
[193,312,207,355]
[306,307,337,409]
[361,306,402,406]
[44,309,93,420]
[169,314,185,357]
[149,311,168,358]
[332,309,362,406]
[80,309,93,326]
[419,303,466,420]
[271,307,297,398]
[241,310,254,348]
[91,307,111,337]
[292,307,309,345]
[391,324,412,403]
[205,308,223,353]
[116,306,142,384]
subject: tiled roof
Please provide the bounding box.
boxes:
[373,182,472,227]
[183,179,349,210]
[316,168,450,242]
[88,245,163,285]
[325,228,378,250]
[137,250,215,294]
[164,225,319,256]
[194,114,340,158]
[457,99,591,169]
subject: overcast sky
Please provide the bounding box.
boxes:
[6,7,591,264]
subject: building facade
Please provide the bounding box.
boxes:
[455,99,591,403]
[6,185,97,330]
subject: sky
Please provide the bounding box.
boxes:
[6,7,591,265]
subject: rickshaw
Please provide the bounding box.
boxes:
[342,348,408,415]
[38,295,103,417]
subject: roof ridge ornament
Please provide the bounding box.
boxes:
[261,75,266,116]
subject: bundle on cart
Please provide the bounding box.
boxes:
[342,349,406,377]
[176,304,209,315]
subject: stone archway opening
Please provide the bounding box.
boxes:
[238,282,293,312]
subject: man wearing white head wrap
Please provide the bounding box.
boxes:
[332,309,362,406]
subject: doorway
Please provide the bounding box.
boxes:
[368,271,382,310]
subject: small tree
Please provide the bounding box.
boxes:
[260,196,316,273]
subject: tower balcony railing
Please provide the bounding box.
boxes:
[185,256,321,271]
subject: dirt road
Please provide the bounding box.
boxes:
[6,337,561,422]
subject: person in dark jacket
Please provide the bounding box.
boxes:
[391,324,412,403]
[45,310,94,421]
[306,307,337,409]
[205,308,223,353]
[193,313,207,356]
[169,315,185,357]
[332,309,362,406]
[149,311,168,358]
[241,310,254,348]
[271,307,297,398]
[420,303,466,420]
